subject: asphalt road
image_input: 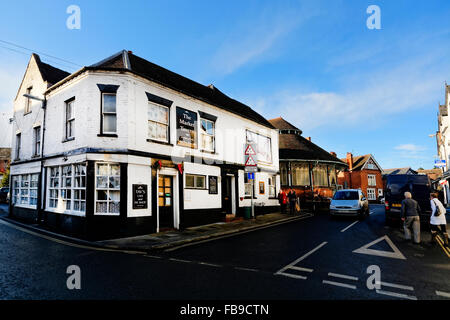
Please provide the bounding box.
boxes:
[0,203,449,300]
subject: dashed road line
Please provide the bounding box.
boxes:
[340,221,359,233]
[436,290,450,298]
[290,266,313,273]
[328,272,358,281]
[198,262,222,268]
[234,267,259,272]
[379,281,414,291]
[376,289,417,300]
[144,255,162,259]
[169,258,192,264]
[322,280,356,290]
[279,273,307,280]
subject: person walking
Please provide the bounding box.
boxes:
[287,188,297,215]
[429,193,448,247]
[401,191,421,244]
[278,189,288,214]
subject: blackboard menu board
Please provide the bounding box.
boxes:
[132,184,148,209]
[209,176,218,194]
[176,107,197,149]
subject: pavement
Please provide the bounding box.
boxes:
[0,204,313,253]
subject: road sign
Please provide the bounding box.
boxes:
[245,155,257,166]
[352,235,406,260]
[245,166,257,172]
[247,172,255,180]
[435,159,446,168]
[244,144,257,155]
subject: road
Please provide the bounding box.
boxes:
[0,203,449,300]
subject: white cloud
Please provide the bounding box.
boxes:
[0,62,25,112]
[394,144,426,152]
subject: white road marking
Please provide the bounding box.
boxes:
[234,267,259,272]
[369,211,374,215]
[169,258,192,263]
[144,255,162,259]
[322,280,356,290]
[376,289,417,300]
[353,235,406,260]
[275,242,327,275]
[328,272,358,281]
[341,221,359,233]
[380,281,414,291]
[436,290,450,298]
[278,272,307,280]
[290,266,313,273]
[198,262,222,268]
[0,219,146,255]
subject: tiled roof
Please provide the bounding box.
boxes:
[268,117,301,131]
[340,154,371,171]
[88,50,274,129]
[33,54,70,86]
[383,167,417,175]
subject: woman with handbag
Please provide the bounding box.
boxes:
[429,193,448,246]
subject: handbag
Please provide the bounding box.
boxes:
[433,199,444,216]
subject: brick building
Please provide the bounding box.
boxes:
[338,153,384,202]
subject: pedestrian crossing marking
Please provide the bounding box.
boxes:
[353,235,406,260]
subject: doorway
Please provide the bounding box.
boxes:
[222,174,236,215]
[158,175,174,229]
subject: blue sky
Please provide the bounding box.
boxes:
[1,0,449,169]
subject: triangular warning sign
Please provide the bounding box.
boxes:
[245,155,257,166]
[245,144,257,155]
[352,235,406,260]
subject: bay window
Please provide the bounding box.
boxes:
[292,163,310,186]
[313,164,328,186]
[11,174,39,207]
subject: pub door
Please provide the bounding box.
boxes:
[222,175,233,214]
[158,175,174,229]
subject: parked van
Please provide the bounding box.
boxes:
[384,174,432,225]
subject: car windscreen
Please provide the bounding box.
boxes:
[333,191,359,200]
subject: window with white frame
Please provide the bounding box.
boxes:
[95,163,120,215]
[11,174,39,206]
[244,174,252,197]
[65,98,75,139]
[185,174,206,189]
[33,126,41,157]
[47,163,86,213]
[246,130,272,163]
[378,189,383,197]
[102,93,117,134]
[368,174,376,186]
[148,102,169,142]
[268,176,276,197]
[15,133,21,160]
[24,87,32,113]
[200,118,215,152]
[367,188,376,200]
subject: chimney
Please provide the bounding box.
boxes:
[346,152,353,171]
[330,151,337,157]
[306,137,311,141]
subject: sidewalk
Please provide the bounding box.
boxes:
[0,204,313,253]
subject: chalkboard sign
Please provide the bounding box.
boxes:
[132,184,148,209]
[209,176,218,194]
[176,107,197,149]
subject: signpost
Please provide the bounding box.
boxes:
[434,159,446,168]
[245,143,257,219]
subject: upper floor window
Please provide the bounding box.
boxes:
[65,98,75,140]
[24,87,32,113]
[102,93,117,134]
[368,174,376,186]
[246,130,272,163]
[33,126,41,157]
[15,133,21,160]
[200,118,215,152]
[148,102,169,143]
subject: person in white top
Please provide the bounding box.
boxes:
[429,193,448,246]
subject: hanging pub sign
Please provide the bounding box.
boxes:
[208,176,218,194]
[132,184,148,209]
[176,107,198,149]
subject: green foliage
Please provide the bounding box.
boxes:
[1,166,10,187]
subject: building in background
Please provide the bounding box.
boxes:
[338,153,384,202]
[383,167,417,177]
[417,168,442,182]
[9,51,280,240]
[268,117,347,210]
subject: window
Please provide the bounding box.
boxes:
[95,163,120,215]
[280,162,289,185]
[313,164,328,186]
[24,87,32,113]
[378,189,383,197]
[15,133,21,160]
[200,118,215,152]
[148,102,169,142]
[102,93,117,134]
[244,174,252,196]
[33,126,41,157]
[368,174,376,186]
[367,188,376,200]
[185,174,205,189]
[246,130,272,163]
[292,163,310,186]
[268,176,276,197]
[11,174,39,206]
[65,99,75,139]
[328,165,336,186]
[47,163,86,213]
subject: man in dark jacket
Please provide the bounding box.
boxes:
[287,188,297,215]
[401,191,421,244]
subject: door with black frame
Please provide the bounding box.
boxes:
[158,175,174,229]
[222,175,233,214]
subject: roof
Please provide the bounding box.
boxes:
[383,167,417,175]
[70,50,273,129]
[32,54,70,85]
[268,117,302,132]
[270,120,346,165]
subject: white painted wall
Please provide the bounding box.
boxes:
[127,156,152,217]
[183,162,221,210]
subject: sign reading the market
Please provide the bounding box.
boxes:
[176,107,198,149]
[132,184,148,209]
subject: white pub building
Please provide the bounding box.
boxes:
[9,51,280,239]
